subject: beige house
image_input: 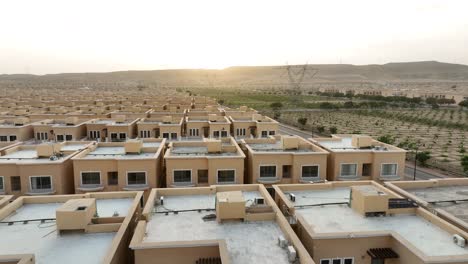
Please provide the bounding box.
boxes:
[310,134,406,182]
[0,117,35,142]
[85,117,139,142]
[0,191,143,264]
[242,135,328,185]
[164,137,245,187]
[385,178,468,233]
[72,139,165,193]
[32,117,89,142]
[130,184,313,264]
[185,115,231,139]
[137,116,183,140]
[0,141,93,196]
[229,113,279,139]
[274,181,468,264]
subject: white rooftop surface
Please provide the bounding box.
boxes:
[0,149,69,162]
[170,146,238,156]
[292,188,468,256]
[142,142,161,148]
[144,192,291,264]
[248,141,313,153]
[60,143,89,151]
[0,198,134,264]
[83,146,155,159]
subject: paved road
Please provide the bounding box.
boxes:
[279,123,450,181]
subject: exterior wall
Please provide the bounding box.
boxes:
[328,151,405,182]
[209,123,231,137]
[52,124,87,141]
[185,121,209,138]
[73,158,160,192]
[134,243,221,264]
[165,157,244,187]
[231,121,255,138]
[247,153,327,184]
[0,125,34,142]
[256,122,279,137]
[107,123,137,140]
[0,162,73,196]
[86,123,107,141]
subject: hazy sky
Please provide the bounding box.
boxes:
[1,0,468,74]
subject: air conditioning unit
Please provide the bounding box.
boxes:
[453,234,466,247]
[278,235,288,248]
[254,197,265,205]
[287,246,297,262]
[289,193,296,202]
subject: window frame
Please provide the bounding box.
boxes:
[173,169,192,184]
[65,134,73,141]
[0,136,7,142]
[126,171,147,185]
[216,169,236,184]
[10,176,21,192]
[301,164,320,179]
[320,259,331,264]
[80,171,102,186]
[339,163,358,178]
[189,128,199,137]
[259,165,277,178]
[0,176,4,192]
[9,135,17,141]
[261,131,268,138]
[380,163,398,177]
[29,175,53,191]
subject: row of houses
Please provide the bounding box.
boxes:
[0,133,406,197]
[1,178,468,264]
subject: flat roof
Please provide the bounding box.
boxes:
[0,198,134,264]
[82,146,156,159]
[408,185,468,222]
[144,192,291,264]
[316,136,390,152]
[248,141,314,153]
[169,146,238,156]
[0,149,70,163]
[291,187,468,257]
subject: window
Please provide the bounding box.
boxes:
[119,133,126,139]
[302,165,319,178]
[362,163,372,176]
[11,176,21,191]
[260,166,276,178]
[189,128,199,137]
[174,170,191,183]
[213,131,220,138]
[110,133,118,140]
[127,172,146,185]
[9,135,17,141]
[140,130,150,138]
[0,136,7,142]
[381,164,398,176]
[283,165,291,178]
[89,130,100,139]
[344,258,354,264]
[108,171,118,185]
[340,164,357,177]
[269,131,276,136]
[65,135,72,141]
[81,172,101,185]
[162,133,169,139]
[0,176,4,191]
[221,130,228,137]
[236,128,246,136]
[332,259,341,264]
[217,170,235,183]
[198,170,208,184]
[56,135,64,141]
[261,131,268,138]
[30,176,52,190]
[320,260,331,264]
[36,132,48,140]
[170,133,177,139]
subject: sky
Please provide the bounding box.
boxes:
[1,0,468,75]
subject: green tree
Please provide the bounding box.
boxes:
[415,151,431,166]
[270,102,283,110]
[462,156,468,173]
[316,126,325,133]
[343,101,354,108]
[459,100,468,108]
[297,117,308,128]
[329,126,338,134]
[377,134,395,145]
[217,99,225,105]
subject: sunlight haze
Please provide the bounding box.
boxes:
[1,0,467,74]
